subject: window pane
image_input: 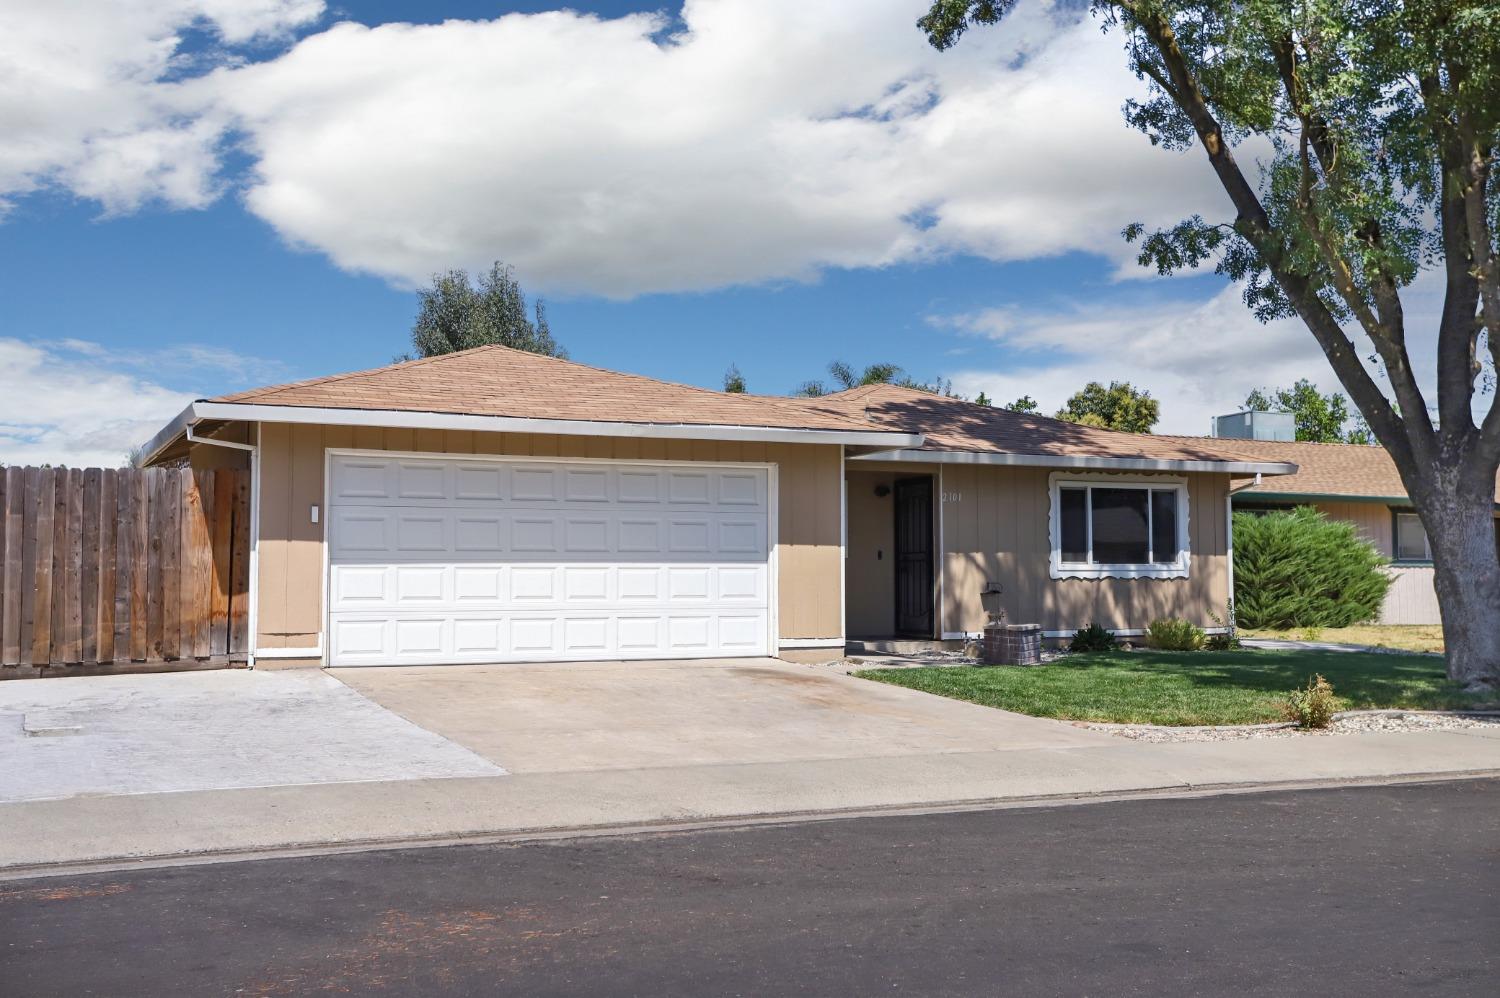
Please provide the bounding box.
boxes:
[1395,512,1429,561]
[1151,490,1178,563]
[1060,488,1088,562]
[1091,488,1149,564]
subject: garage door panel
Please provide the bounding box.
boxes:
[394,512,449,553]
[396,461,450,500]
[328,455,770,664]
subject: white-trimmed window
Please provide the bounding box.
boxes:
[1392,510,1432,562]
[1049,474,1190,579]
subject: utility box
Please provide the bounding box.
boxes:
[1212,410,1296,441]
[981,623,1042,666]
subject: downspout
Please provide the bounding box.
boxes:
[185,424,261,669]
[1224,473,1261,630]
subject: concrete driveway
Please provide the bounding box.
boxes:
[332,657,1112,773]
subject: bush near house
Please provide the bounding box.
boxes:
[1145,618,1205,651]
[1233,508,1392,629]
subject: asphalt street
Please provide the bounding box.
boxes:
[2,779,1496,996]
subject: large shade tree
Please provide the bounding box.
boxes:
[920,0,1500,690]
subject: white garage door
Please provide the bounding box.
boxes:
[326,454,772,665]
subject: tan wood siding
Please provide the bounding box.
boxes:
[249,426,843,652]
[935,465,1229,635]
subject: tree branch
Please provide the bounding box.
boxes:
[1125,5,1416,470]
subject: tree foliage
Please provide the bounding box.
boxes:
[1232,508,1393,628]
[795,361,958,398]
[1056,380,1160,432]
[1244,379,1373,443]
[723,364,747,393]
[407,262,563,360]
[1002,394,1039,413]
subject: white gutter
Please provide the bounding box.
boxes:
[141,401,923,467]
[849,448,1297,477]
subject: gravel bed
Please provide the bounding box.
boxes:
[1080,710,1500,742]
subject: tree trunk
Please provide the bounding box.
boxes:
[1422,473,1500,693]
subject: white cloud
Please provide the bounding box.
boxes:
[1,0,1229,296]
[0,0,323,214]
[0,338,281,467]
[934,283,1365,435]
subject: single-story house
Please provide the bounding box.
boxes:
[1176,435,1500,625]
[140,347,1295,667]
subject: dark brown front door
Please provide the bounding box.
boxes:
[893,477,934,637]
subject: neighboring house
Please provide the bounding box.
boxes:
[1175,433,1500,625]
[140,347,1293,667]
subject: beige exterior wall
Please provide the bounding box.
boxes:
[245,424,844,653]
[848,461,1232,637]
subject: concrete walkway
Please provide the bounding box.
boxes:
[3,724,1498,874]
[1240,638,1442,655]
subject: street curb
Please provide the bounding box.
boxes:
[3,768,1497,883]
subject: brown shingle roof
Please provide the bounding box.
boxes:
[819,385,1298,467]
[1146,435,1500,503]
[213,345,895,434]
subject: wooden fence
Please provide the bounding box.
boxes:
[0,466,250,675]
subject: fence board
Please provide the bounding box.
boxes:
[1,468,20,664]
[184,471,212,659]
[209,470,231,658]
[49,469,68,665]
[99,469,117,663]
[130,472,148,660]
[113,469,131,659]
[147,470,165,659]
[29,470,53,666]
[18,471,38,665]
[65,469,84,664]
[162,469,183,659]
[228,471,251,658]
[81,469,101,663]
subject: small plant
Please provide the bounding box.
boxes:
[1206,600,1241,651]
[1300,625,1324,642]
[1070,622,1116,653]
[1281,674,1339,729]
[1144,618,1205,651]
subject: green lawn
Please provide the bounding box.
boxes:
[854,650,1483,726]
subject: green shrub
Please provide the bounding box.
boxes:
[1145,618,1205,651]
[1070,622,1116,653]
[1281,674,1339,729]
[1233,508,1393,629]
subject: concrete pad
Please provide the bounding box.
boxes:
[333,658,1113,773]
[0,670,502,804]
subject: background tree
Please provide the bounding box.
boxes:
[1002,394,1039,413]
[1244,380,1371,443]
[920,1,1500,689]
[406,262,563,360]
[974,391,992,406]
[723,364,747,393]
[795,360,904,397]
[1055,381,1160,432]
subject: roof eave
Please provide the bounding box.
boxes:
[848,447,1298,476]
[158,401,923,449]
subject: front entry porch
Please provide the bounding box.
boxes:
[845,468,939,641]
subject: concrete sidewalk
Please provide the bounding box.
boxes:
[3,725,1498,875]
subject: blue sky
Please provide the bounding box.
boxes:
[1,0,1367,464]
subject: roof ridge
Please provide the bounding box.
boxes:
[219,344,501,402]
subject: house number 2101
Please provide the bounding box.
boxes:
[942,491,962,503]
